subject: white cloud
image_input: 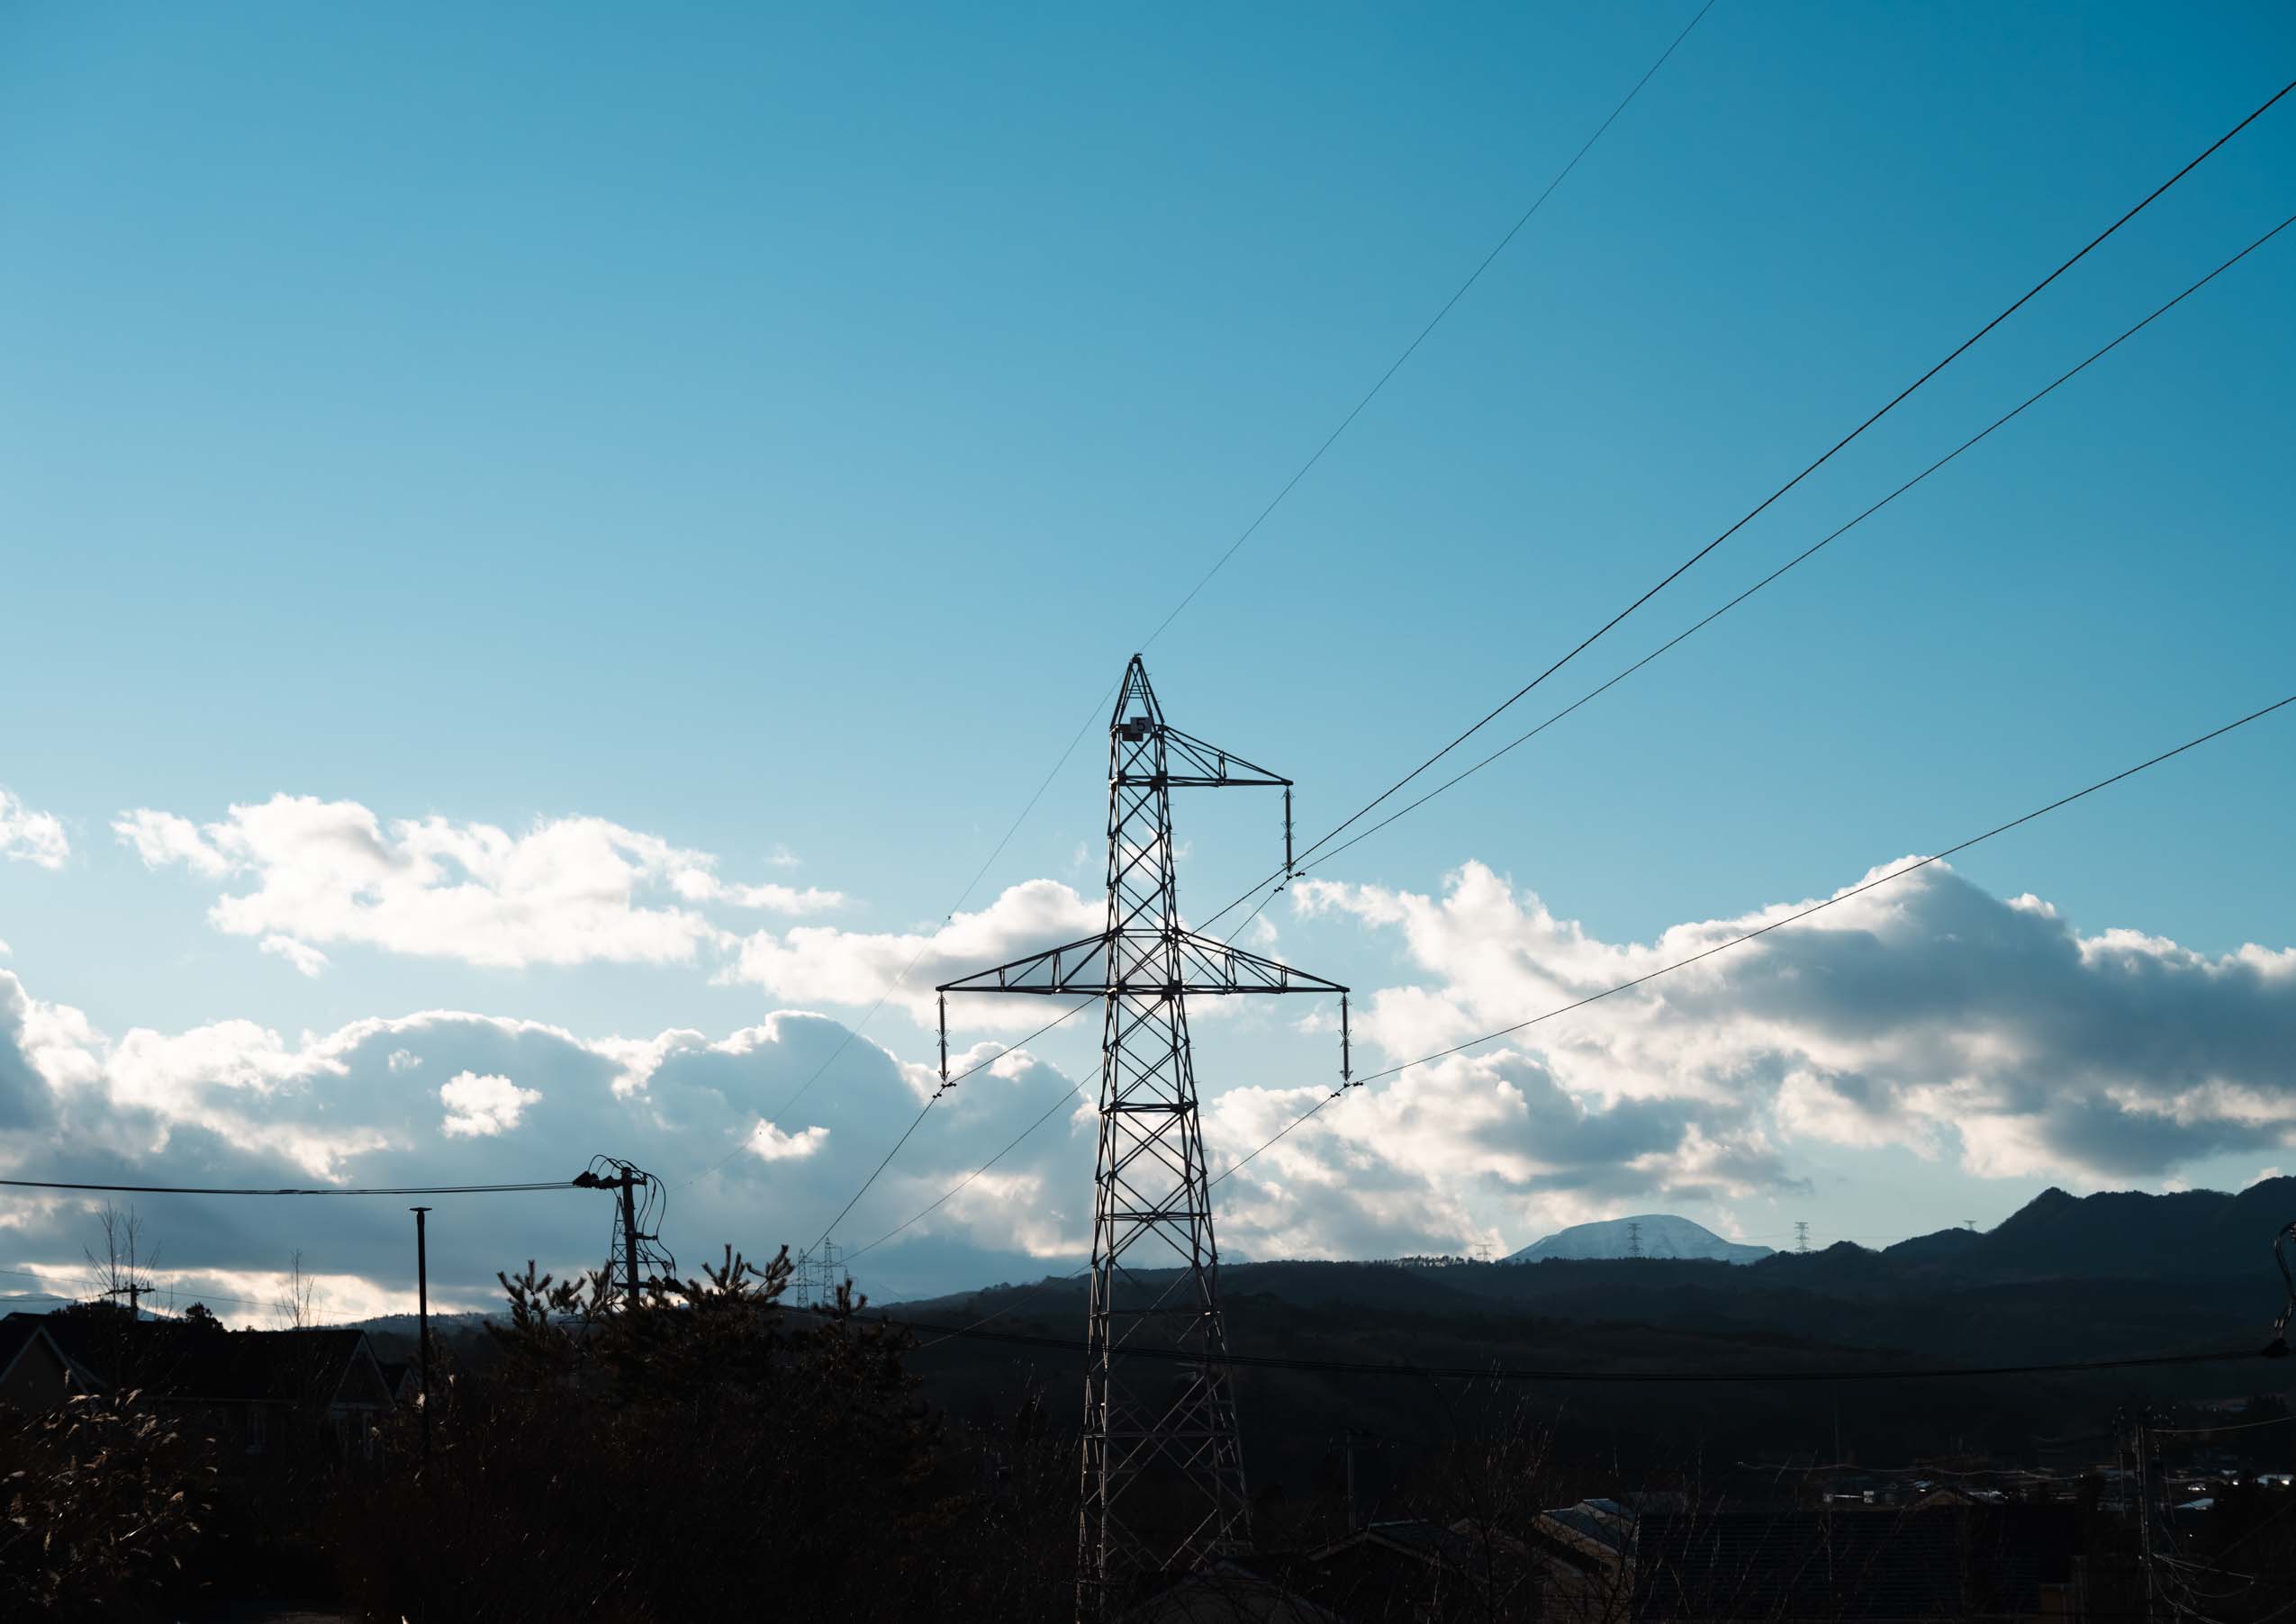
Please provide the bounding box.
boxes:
[1288,860,2296,1211]
[7,848,2292,1310]
[722,878,1100,1029]
[669,871,846,914]
[0,789,69,870]
[260,934,330,978]
[0,959,1100,1314]
[113,795,839,970]
[112,808,231,876]
[746,1121,829,1161]
[438,1071,542,1138]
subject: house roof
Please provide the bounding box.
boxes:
[9,1312,389,1407]
[1539,1503,1635,1560]
[0,1317,70,1388]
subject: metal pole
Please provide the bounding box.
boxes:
[411,1205,432,1475]
[620,1176,641,1308]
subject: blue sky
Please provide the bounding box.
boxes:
[2,4,2292,1316]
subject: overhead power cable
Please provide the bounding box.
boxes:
[1200,75,2296,934]
[751,742,1099,1139]
[803,1000,1095,1256]
[1136,0,1718,651]
[1208,691,2296,1190]
[856,690,2296,1264]
[2152,1413,2296,1437]
[875,1313,2265,1384]
[720,5,1721,1176]
[0,1267,278,1312]
[0,1177,574,1197]
[1269,211,2296,888]
[845,1079,1089,1265]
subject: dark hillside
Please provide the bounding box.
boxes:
[889,1182,2296,1506]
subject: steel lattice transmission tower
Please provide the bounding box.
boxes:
[939,656,1350,1606]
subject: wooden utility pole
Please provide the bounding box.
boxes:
[411,1206,432,1475]
[621,1178,640,1307]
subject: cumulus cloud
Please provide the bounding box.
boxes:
[260,934,330,978]
[113,795,842,971]
[438,1071,542,1138]
[746,1121,829,1161]
[722,878,1100,1029]
[1269,860,2296,1241]
[10,846,2291,1313]
[668,871,846,914]
[0,960,1099,1321]
[0,789,69,870]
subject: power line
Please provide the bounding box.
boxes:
[863,690,2295,1264]
[0,1177,574,1196]
[715,5,1722,1176]
[803,1000,1096,1257]
[2154,1414,2296,1438]
[1208,691,2296,1190]
[750,728,1106,1139]
[1198,76,2296,934]
[845,1080,1088,1265]
[880,1313,2266,1385]
[1135,0,1719,652]
[0,1267,278,1312]
[1265,210,2296,887]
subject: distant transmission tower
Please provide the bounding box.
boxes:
[575,1156,674,1306]
[1625,1220,1643,1259]
[939,656,1350,1607]
[1794,1221,1810,1254]
[794,1239,845,1309]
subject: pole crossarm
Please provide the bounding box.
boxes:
[1127,726,1291,789]
[936,929,1346,999]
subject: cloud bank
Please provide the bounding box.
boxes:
[1233,860,2296,1246]
[0,962,1097,1323]
[113,796,845,973]
[9,833,2293,1318]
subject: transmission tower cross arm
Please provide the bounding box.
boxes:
[936,928,1351,1091]
[936,929,1345,998]
[1134,726,1292,789]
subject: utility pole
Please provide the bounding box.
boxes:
[939,656,1351,1610]
[574,1158,672,1307]
[410,1206,432,1476]
[101,1278,151,1317]
[621,1179,639,1306]
[1794,1221,1810,1254]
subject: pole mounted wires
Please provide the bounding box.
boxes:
[1201,74,2296,935]
[719,5,1726,1187]
[0,1177,580,1197]
[1207,693,2296,1190]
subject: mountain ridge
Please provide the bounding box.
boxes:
[1505,1212,1773,1266]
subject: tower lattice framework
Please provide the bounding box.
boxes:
[939,656,1349,1607]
